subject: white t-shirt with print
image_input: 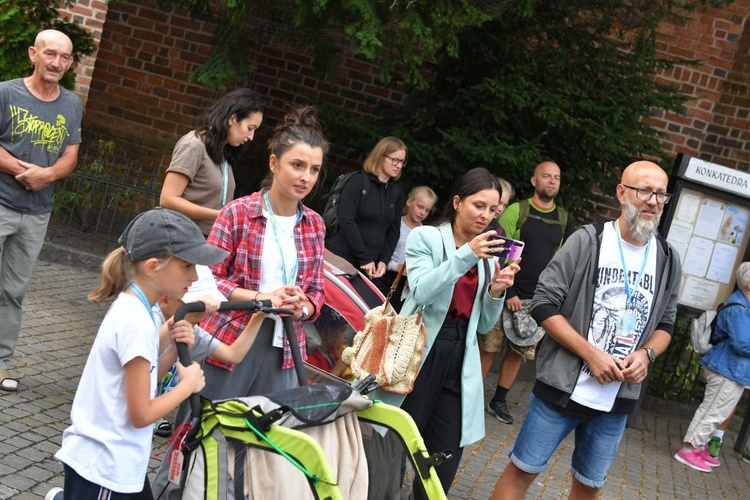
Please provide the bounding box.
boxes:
[570,222,657,412]
[55,293,160,493]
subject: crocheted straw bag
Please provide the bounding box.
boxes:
[342,265,426,394]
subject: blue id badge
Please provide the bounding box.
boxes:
[618,310,637,338]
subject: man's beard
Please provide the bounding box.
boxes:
[624,197,662,242]
[535,186,558,204]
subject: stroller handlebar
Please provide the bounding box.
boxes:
[174,299,274,323]
[173,299,292,364]
[171,299,305,436]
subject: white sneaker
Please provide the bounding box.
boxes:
[45,487,64,500]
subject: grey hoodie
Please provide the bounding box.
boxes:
[530,221,682,414]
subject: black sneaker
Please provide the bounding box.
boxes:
[154,418,173,437]
[486,399,514,424]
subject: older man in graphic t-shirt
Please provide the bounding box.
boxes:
[491,161,682,500]
[0,30,82,392]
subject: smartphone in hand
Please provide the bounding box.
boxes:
[492,236,525,261]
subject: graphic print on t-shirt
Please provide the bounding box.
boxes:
[587,270,653,367]
[9,105,70,154]
[570,223,656,411]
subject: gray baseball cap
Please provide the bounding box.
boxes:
[118,207,228,266]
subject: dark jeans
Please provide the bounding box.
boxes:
[401,318,468,499]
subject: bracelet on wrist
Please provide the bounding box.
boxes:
[487,283,505,299]
[253,291,261,301]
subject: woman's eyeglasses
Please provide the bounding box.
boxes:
[384,154,407,167]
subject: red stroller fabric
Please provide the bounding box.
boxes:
[323,250,385,332]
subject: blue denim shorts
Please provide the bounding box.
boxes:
[509,394,628,488]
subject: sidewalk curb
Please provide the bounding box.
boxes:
[39,240,105,270]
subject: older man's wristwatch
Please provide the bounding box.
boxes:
[641,346,656,364]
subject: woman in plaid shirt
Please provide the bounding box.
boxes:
[199,105,327,398]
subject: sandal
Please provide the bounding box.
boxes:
[154,418,173,437]
[0,370,19,392]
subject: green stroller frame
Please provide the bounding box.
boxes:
[169,300,447,500]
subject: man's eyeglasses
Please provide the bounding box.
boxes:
[384,154,407,167]
[621,184,672,204]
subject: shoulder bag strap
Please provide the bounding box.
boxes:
[384,263,406,307]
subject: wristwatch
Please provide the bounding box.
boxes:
[300,304,310,321]
[641,346,656,364]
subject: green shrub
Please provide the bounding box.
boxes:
[0,0,96,89]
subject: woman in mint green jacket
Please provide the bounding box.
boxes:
[376,168,520,498]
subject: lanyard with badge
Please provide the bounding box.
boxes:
[263,190,302,348]
[614,220,650,338]
[220,160,230,207]
[129,283,159,373]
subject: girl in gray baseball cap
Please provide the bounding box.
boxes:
[52,208,228,498]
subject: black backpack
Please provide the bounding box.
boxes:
[322,171,370,238]
[515,199,570,252]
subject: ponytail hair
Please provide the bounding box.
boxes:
[261,105,329,190]
[88,247,134,303]
[88,248,173,303]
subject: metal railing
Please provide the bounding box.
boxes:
[48,149,160,254]
[649,315,706,403]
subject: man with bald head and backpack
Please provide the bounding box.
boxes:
[491,160,682,499]
[483,161,576,424]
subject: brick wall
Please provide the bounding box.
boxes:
[67,1,223,172]
[58,0,108,109]
[651,2,750,173]
[60,1,750,191]
[59,0,408,197]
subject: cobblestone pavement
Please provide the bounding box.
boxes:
[1,257,750,499]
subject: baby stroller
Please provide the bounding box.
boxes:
[322,249,386,332]
[160,299,447,500]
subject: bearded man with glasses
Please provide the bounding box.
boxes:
[492,160,682,500]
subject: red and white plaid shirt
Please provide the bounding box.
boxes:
[201,190,325,370]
